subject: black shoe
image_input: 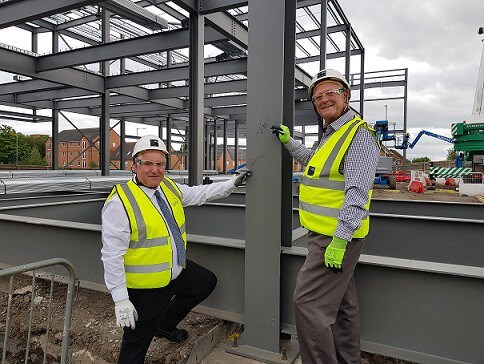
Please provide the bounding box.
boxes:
[155,327,189,343]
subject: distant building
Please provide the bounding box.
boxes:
[45,129,187,170]
[110,141,136,170]
[215,146,247,172]
[45,128,121,169]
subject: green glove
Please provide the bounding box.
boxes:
[270,124,291,144]
[324,236,348,272]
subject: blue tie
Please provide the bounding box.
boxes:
[154,190,186,265]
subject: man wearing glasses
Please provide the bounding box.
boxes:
[272,69,380,363]
[101,135,250,363]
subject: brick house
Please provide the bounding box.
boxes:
[45,128,120,169]
[215,146,247,172]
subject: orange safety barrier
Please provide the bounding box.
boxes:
[408,180,425,193]
[444,178,456,186]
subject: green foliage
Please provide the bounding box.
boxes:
[20,147,48,166]
[446,147,457,161]
[89,160,99,169]
[411,156,431,163]
[0,125,49,166]
[25,134,49,158]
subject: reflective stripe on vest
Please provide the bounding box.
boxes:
[300,117,362,190]
[108,176,186,289]
[299,116,375,239]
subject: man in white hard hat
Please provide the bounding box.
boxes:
[271,69,380,363]
[101,135,250,363]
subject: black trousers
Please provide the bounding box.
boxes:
[118,260,217,364]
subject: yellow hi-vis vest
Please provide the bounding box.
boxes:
[299,116,377,239]
[105,176,187,289]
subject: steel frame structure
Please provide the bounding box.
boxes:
[0,196,482,363]
[0,0,413,362]
[0,0,371,174]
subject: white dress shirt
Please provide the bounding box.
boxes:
[101,176,237,302]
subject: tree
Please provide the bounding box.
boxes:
[0,125,29,164]
[25,134,49,159]
[89,160,99,169]
[446,147,457,161]
[412,157,431,163]
[20,146,48,166]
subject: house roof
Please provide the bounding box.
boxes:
[57,128,101,143]
[216,146,247,160]
[111,142,135,160]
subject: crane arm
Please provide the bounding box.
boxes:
[408,130,453,149]
[472,32,484,120]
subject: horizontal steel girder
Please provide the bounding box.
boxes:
[0,196,482,363]
[0,47,105,93]
[36,26,229,72]
[0,0,102,29]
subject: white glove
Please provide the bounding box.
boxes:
[233,169,252,187]
[115,299,138,329]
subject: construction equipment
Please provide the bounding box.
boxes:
[449,28,484,173]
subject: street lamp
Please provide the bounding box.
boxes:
[136,127,146,137]
[15,132,19,170]
[383,104,388,120]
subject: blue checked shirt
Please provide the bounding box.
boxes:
[285,109,380,241]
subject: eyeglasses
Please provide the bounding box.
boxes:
[136,159,167,169]
[311,88,346,103]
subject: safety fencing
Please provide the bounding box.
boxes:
[0,258,76,364]
[459,172,484,196]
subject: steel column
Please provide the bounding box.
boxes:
[100,10,111,176]
[166,117,172,170]
[51,108,59,170]
[120,119,125,170]
[188,12,204,186]
[345,24,351,82]
[281,0,296,248]
[223,120,227,174]
[234,120,239,169]
[213,120,218,171]
[360,49,365,116]
[235,0,285,360]
[319,0,327,69]
[204,123,209,169]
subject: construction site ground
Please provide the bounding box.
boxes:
[0,183,481,363]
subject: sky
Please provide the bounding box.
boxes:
[336,0,484,160]
[0,0,483,160]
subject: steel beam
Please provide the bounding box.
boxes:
[36,26,228,72]
[239,0,285,358]
[1,198,482,363]
[0,0,102,29]
[199,0,248,14]
[56,14,100,31]
[188,12,204,186]
[106,58,247,89]
[0,80,62,95]
[149,79,247,100]
[281,0,296,248]
[16,88,95,103]
[0,47,104,93]
[205,12,248,49]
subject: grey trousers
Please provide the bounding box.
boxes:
[293,232,365,364]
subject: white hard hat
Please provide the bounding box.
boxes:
[308,69,350,98]
[133,135,168,158]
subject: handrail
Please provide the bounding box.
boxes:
[0,258,76,364]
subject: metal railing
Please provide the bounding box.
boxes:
[0,258,76,364]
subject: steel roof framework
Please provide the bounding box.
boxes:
[0,0,377,175]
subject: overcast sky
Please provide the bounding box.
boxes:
[337,0,484,160]
[0,0,483,160]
